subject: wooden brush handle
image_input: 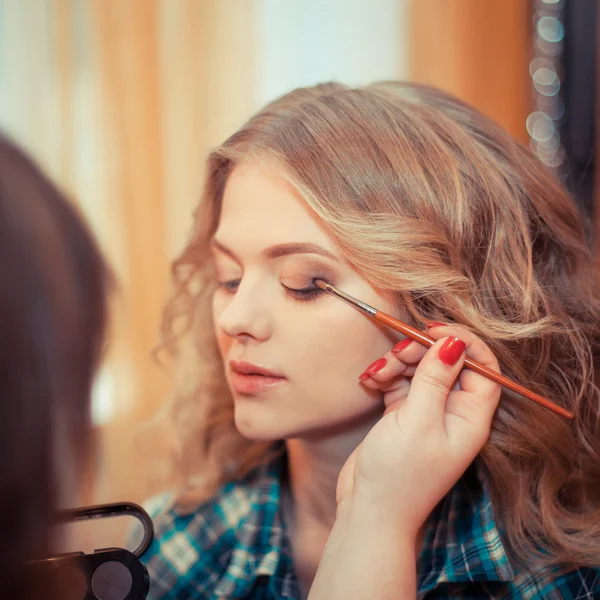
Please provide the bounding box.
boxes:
[374,312,574,420]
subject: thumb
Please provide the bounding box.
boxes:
[404,336,466,425]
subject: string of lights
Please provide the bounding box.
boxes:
[527,0,566,178]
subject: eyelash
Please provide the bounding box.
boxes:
[216,280,326,302]
[217,280,241,293]
[283,284,324,302]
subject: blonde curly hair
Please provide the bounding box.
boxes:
[158,82,600,571]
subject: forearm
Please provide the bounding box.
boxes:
[308,499,417,600]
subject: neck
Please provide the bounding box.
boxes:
[283,411,382,596]
[286,414,381,527]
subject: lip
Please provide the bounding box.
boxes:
[230,361,284,378]
[229,361,287,395]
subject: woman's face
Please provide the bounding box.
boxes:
[212,162,403,441]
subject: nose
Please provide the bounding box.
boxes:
[215,278,272,342]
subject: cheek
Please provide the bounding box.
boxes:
[283,315,391,421]
[216,331,232,359]
[290,310,395,383]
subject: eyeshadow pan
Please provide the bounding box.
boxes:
[91,560,133,600]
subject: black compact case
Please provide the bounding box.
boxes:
[22,502,153,600]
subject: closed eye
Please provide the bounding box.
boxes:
[217,280,240,293]
[283,284,325,302]
[217,280,330,301]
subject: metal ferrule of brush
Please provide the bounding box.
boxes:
[314,280,378,317]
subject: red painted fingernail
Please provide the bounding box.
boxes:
[438,337,466,366]
[358,357,387,380]
[392,338,412,354]
[426,322,446,329]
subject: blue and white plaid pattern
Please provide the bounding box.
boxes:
[142,453,600,599]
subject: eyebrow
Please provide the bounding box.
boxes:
[210,239,340,263]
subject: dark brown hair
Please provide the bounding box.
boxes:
[0,134,110,596]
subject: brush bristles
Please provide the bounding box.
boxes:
[312,279,377,317]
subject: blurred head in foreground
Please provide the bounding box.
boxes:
[0,134,110,596]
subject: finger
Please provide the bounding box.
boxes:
[404,336,466,425]
[425,324,500,372]
[366,354,418,384]
[390,338,428,365]
[382,377,412,414]
[425,324,502,408]
[360,363,417,390]
[383,377,461,418]
[380,374,412,395]
[359,339,426,388]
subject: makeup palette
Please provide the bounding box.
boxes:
[23,502,153,600]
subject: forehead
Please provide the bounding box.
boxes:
[215,163,333,249]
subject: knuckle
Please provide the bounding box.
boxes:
[418,370,451,395]
[390,359,410,375]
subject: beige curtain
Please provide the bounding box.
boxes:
[0,0,258,510]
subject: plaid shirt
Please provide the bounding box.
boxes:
[142,452,600,599]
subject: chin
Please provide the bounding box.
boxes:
[231,401,270,438]
[234,402,294,442]
[233,401,383,442]
[234,427,282,443]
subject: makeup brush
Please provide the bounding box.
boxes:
[314,279,574,420]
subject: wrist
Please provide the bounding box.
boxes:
[310,498,419,600]
[335,497,419,547]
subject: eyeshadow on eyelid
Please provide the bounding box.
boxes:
[281,262,339,285]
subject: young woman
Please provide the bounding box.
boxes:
[143,82,600,599]
[0,134,110,598]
